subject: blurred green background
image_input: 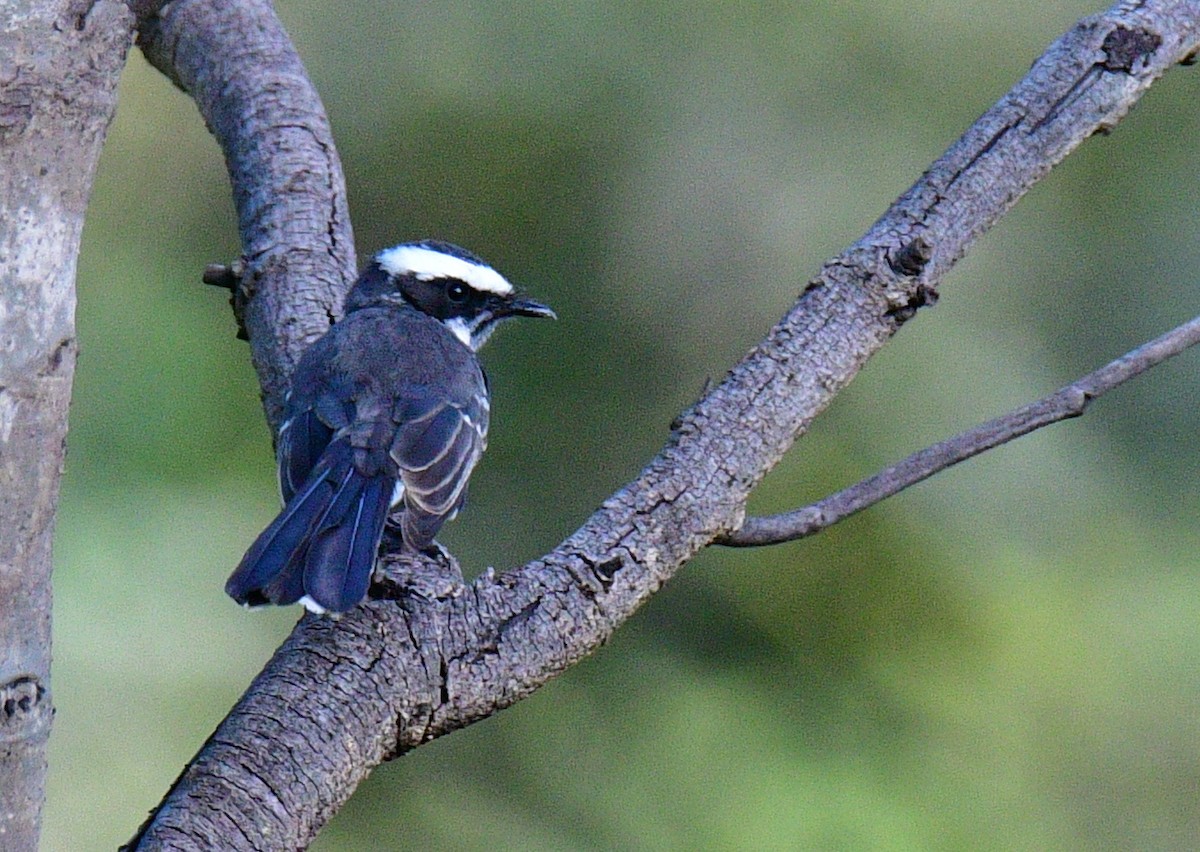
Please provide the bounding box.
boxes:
[43,0,1200,849]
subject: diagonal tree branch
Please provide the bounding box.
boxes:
[719,313,1200,547]
[125,0,1200,848]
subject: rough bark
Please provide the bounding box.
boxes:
[0,1,134,848]
[125,0,1200,849]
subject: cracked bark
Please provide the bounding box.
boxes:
[0,2,135,849]
[123,0,1200,849]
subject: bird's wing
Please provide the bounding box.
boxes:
[389,388,488,548]
[275,341,353,505]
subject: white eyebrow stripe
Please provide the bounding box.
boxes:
[376,245,514,296]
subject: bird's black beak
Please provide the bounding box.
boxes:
[504,296,556,320]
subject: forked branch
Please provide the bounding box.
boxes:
[126,0,1200,848]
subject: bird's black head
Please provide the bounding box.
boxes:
[345,240,555,351]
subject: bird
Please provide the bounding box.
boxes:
[225,240,555,614]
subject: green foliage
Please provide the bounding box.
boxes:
[46,1,1200,849]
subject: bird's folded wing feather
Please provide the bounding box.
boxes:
[390,392,487,548]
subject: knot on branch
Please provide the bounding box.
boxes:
[888,235,933,278]
[1100,25,1162,74]
[881,236,938,324]
[578,552,625,592]
[0,675,51,744]
[203,260,250,340]
[885,281,939,325]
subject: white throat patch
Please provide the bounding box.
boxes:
[377,244,513,296]
[444,317,475,349]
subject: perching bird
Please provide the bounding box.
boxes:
[225,240,555,614]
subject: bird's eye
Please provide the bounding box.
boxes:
[446,281,468,303]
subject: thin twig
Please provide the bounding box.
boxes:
[719,313,1200,547]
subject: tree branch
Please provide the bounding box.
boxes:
[720,313,1200,546]
[126,0,1200,848]
[0,2,134,848]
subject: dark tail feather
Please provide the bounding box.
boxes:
[226,466,336,607]
[303,473,392,611]
[226,440,391,612]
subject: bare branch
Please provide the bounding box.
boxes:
[126,0,1200,849]
[720,313,1200,547]
[0,2,134,847]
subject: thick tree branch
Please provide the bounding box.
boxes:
[720,313,1200,546]
[126,1,1200,849]
[0,2,134,848]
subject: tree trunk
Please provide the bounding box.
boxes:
[0,2,133,847]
